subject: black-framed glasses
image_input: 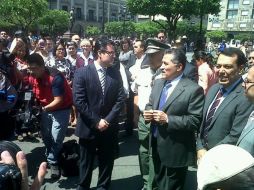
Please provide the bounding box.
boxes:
[104,51,115,56]
[248,57,254,60]
[243,78,254,88]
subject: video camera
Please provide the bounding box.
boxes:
[0,141,22,190]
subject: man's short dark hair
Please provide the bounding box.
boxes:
[27,53,45,67]
[220,47,247,67]
[135,39,145,50]
[93,37,115,59]
[164,48,186,70]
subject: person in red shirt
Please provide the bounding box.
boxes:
[27,53,72,179]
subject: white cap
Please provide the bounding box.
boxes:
[197,144,254,190]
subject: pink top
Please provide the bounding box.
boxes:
[198,62,217,95]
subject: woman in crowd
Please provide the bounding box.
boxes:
[118,38,133,67]
[194,51,217,95]
[79,38,94,66]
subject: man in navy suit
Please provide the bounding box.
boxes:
[73,38,125,190]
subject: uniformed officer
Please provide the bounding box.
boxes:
[131,38,170,190]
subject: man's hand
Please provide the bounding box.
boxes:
[97,119,109,131]
[197,149,207,165]
[143,110,154,122]
[0,151,47,190]
[153,110,168,124]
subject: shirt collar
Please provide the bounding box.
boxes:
[170,73,183,86]
[94,60,106,71]
[221,77,242,95]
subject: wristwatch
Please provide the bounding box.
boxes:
[42,107,47,112]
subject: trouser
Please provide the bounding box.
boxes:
[152,136,187,190]
[138,114,157,190]
[40,108,70,165]
[78,130,118,190]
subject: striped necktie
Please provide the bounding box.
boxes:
[203,88,225,146]
[100,68,106,95]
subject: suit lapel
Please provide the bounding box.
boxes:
[209,84,242,127]
[104,68,112,96]
[161,78,185,111]
[153,79,165,110]
[237,112,254,144]
[90,64,103,95]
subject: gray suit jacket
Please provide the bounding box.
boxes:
[237,111,254,156]
[146,76,204,167]
[197,81,254,150]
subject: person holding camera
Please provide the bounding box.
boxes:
[26,53,73,179]
[0,144,47,190]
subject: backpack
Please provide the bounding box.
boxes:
[59,139,80,177]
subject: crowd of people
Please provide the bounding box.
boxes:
[1,28,254,190]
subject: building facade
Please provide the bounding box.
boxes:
[48,0,129,32]
[207,0,254,35]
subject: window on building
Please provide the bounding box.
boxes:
[242,0,250,5]
[241,10,249,16]
[88,10,95,21]
[62,5,68,12]
[227,23,234,28]
[239,23,247,28]
[227,10,238,19]
[228,0,239,9]
[76,8,82,19]
[212,23,221,28]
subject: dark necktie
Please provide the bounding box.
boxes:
[99,68,106,95]
[159,81,172,110]
[203,88,225,145]
[153,81,171,137]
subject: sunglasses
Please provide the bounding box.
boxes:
[248,57,254,60]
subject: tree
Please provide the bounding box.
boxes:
[134,21,163,39]
[0,0,48,32]
[205,30,227,42]
[105,21,135,38]
[127,0,221,40]
[235,33,253,42]
[85,26,101,37]
[39,10,69,36]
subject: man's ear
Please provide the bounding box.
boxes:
[177,63,183,72]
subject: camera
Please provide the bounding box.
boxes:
[0,141,22,190]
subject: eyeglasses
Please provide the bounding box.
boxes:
[104,51,115,56]
[243,78,254,88]
[56,48,64,51]
[248,57,254,60]
[0,33,6,35]
[81,45,91,48]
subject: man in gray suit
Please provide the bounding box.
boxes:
[197,47,254,162]
[237,66,254,156]
[144,48,204,190]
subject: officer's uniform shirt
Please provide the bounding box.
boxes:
[131,67,161,112]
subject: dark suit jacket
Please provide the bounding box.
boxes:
[183,60,198,82]
[197,81,254,150]
[146,76,204,167]
[73,63,125,139]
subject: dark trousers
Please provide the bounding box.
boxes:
[125,91,134,135]
[152,137,187,190]
[0,111,15,140]
[78,133,117,190]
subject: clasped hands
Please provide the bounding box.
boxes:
[143,109,168,124]
[96,119,109,131]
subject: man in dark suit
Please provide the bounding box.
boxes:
[73,38,125,190]
[144,48,204,190]
[236,66,254,156]
[197,47,254,162]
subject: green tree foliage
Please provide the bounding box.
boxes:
[134,21,164,39]
[127,0,221,40]
[0,0,48,32]
[205,30,227,42]
[85,26,101,37]
[105,21,135,37]
[235,33,253,42]
[39,10,69,36]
